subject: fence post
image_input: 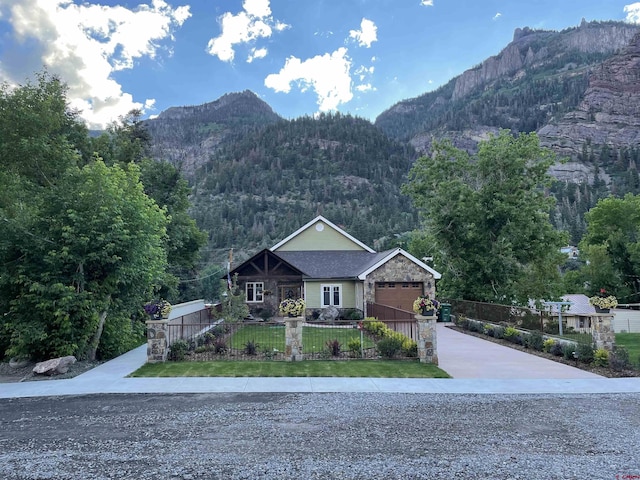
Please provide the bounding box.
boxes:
[415,314,438,365]
[284,316,304,361]
[146,319,169,363]
[592,313,615,352]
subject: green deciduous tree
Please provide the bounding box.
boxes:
[579,194,640,302]
[403,130,566,304]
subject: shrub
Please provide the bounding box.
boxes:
[168,339,189,361]
[376,337,403,359]
[550,342,564,356]
[526,331,544,351]
[325,339,341,357]
[609,346,631,372]
[483,324,494,337]
[347,338,362,357]
[543,320,560,335]
[401,338,418,357]
[456,317,470,330]
[493,326,505,339]
[213,338,227,354]
[575,343,594,364]
[543,338,556,353]
[562,343,576,360]
[363,319,389,337]
[593,348,609,367]
[243,339,259,355]
[503,326,519,341]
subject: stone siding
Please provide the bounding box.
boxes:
[365,255,435,304]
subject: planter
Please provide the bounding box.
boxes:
[594,307,610,314]
[421,309,435,317]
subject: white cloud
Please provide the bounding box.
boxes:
[349,18,377,48]
[206,0,289,62]
[420,0,434,6]
[248,47,268,63]
[355,83,374,93]
[624,3,640,23]
[0,0,190,129]
[493,12,502,21]
[264,47,353,112]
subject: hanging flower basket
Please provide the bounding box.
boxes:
[144,299,172,320]
[588,289,617,312]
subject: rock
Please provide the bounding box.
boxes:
[318,306,340,322]
[33,356,77,376]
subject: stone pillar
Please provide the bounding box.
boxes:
[284,316,304,361]
[592,313,615,352]
[146,319,169,363]
[415,314,438,365]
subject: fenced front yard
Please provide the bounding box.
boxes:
[165,318,417,362]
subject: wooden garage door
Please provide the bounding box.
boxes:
[375,282,423,311]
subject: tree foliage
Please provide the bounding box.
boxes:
[403,131,566,304]
[0,72,199,361]
[578,194,640,302]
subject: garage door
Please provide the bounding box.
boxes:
[375,282,423,311]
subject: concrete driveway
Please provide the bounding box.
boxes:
[437,323,603,379]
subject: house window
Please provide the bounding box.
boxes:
[246,282,264,303]
[321,284,342,307]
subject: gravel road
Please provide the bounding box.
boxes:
[1,392,639,479]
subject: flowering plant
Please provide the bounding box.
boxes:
[589,289,618,310]
[144,299,172,319]
[279,298,305,317]
[413,296,439,314]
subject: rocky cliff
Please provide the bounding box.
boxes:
[538,31,640,159]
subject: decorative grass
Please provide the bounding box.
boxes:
[130,360,450,378]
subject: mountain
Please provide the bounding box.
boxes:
[145,20,640,264]
[144,90,282,176]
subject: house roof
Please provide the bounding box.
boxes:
[274,250,389,279]
[562,294,596,315]
[269,215,375,253]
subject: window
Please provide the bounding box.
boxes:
[321,284,342,307]
[246,282,264,303]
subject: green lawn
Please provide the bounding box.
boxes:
[616,333,640,366]
[130,360,450,378]
[227,324,376,354]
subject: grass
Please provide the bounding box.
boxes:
[616,333,640,366]
[227,324,376,354]
[130,360,450,378]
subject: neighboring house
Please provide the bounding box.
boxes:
[560,246,579,259]
[229,216,441,319]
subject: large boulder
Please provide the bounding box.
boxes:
[318,306,340,322]
[33,356,77,376]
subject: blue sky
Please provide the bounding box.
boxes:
[1,0,639,129]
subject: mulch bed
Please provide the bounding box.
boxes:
[447,325,639,378]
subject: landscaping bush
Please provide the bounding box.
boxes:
[401,338,418,357]
[325,339,341,357]
[609,346,631,372]
[243,340,259,355]
[168,339,189,361]
[456,317,470,330]
[575,343,594,364]
[593,348,609,367]
[543,338,556,353]
[526,331,544,351]
[347,338,362,357]
[213,338,227,354]
[483,324,494,337]
[376,337,403,359]
[493,326,505,339]
[544,320,560,335]
[550,342,564,356]
[562,343,576,360]
[363,319,388,337]
[503,326,519,342]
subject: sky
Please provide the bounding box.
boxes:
[1,0,640,129]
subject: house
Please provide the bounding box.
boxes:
[228,216,441,319]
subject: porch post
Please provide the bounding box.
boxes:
[284,316,304,361]
[415,314,438,365]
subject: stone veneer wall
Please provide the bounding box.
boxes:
[146,319,169,363]
[592,313,616,351]
[415,314,438,364]
[364,255,435,305]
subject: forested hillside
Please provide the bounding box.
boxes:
[189,113,418,264]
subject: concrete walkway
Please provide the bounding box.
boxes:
[1,324,639,398]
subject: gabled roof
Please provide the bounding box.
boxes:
[275,250,389,279]
[357,248,442,280]
[269,215,375,253]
